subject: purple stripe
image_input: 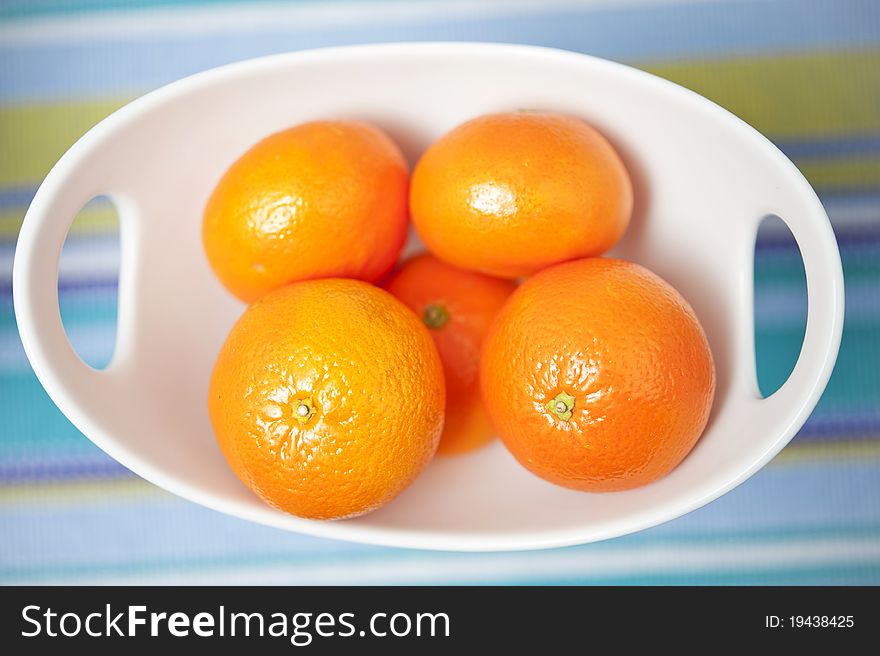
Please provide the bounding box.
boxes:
[0,279,120,297]
[796,414,880,439]
[56,279,119,293]
[820,188,880,203]
[0,458,131,484]
[0,185,38,211]
[775,134,880,159]
[756,223,880,251]
[1,423,878,485]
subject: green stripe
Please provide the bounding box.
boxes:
[796,157,880,190]
[0,206,119,239]
[1,50,880,188]
[0,99,125,187]
[1,210,28,238]
[645,48,880,138]
[775,441,880,464]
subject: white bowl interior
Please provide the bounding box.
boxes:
[16,44,842,550]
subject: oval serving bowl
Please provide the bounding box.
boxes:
[13,43,844,551]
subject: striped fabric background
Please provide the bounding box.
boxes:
[2,0,879,584]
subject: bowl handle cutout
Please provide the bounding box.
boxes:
[748,179,844,430]
[13,157,141,432]
[55,195,121,370]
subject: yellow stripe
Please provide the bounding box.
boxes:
[0,205,118,239]
[645,48,880,138]
[0,477,162,507]
[772,439,880,467]
[0,98,125,187]
[0,49,878,189]
[795,157,880,189]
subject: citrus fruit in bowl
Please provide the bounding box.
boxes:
[386,254,516,456]
[203,120,408,302]
[481,258,716,492]
[13,43,843,550]
[410,112,632,278]
[209,279,445,520]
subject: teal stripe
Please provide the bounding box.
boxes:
[765,325,880,410]
[3,525,880,583]
[9,563,880,585]
[0,323,877,452]
[0,0,307,20]
[58,283,119,326]
[757,329,804,399]
[532,565,880,585]
[756,245,880,283]
[1,310,120,329]
[1,324,875,431]
[0,441,101,457]
[1,290,119,325]
[597,525,880,545]
[0,376,96,447]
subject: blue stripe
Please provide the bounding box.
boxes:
[757,225,880,250]
[0,184,39,210]
[1,0,879,103]
[795,416,880,439]
[775,133,880,159]
[0,457,129,483]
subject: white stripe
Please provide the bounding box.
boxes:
[16,536,880,584]
[0,0,722,46]
[824,198,880,229]
[0,239,120,284]
[757,199,880,237]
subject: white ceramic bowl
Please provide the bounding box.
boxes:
[14,43,844,551]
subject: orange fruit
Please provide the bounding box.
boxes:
[480,258,715,492]
[203,120,409,302]
[410,112,632,279]
[208,279,445,519]
[385,254,516,455]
